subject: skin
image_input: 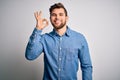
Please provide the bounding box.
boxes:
[34,8,68,36]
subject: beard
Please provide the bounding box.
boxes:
[51,20,67,30]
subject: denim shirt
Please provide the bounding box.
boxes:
[25,27,92,80]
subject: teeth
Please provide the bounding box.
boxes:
[55,20,60,23]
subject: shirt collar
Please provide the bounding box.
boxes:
[51,26,71,37]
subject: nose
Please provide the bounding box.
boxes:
[55,15,60,19]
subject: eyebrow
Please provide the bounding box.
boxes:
[51,12,64,15]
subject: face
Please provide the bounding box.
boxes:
[50,8,68,30]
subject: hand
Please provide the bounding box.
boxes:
[34,11,49,30]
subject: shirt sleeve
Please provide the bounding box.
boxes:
[25,28,44,60]
[78,35,93,80]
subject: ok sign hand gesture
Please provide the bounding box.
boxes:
[34,11,49,30]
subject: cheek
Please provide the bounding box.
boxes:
[62,18,67,22]
[50,18,54,23]
[51,17,55,21]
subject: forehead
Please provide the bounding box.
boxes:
[51,8,65,14]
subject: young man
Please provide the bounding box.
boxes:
[25,3,92,80]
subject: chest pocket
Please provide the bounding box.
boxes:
[64,48,78,61]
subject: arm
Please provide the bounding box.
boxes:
[25,28,44,60]
[78,35,93,80]
[25,11,49,60]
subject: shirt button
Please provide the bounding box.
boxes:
[59,69,61,71]
[60,37,62,40]
[60,47,61,50]
[59,58,61,61]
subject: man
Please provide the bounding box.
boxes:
[25,3,92,80]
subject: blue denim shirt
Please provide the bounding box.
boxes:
[25,27,92,80]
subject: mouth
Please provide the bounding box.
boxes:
[54,20,61,24]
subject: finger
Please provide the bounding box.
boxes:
[34,12,37,18]
[34,11,39,17]
[39,11,42,18]
[39,11,42,16]
[45,19,49,26]
[42,19,49,27]
[36,11,38,17]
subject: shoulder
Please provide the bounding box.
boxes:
[41,30,54,39]
[69,28,88,43]
[69,28,85,38]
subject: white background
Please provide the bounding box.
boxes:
[0,0,120,80]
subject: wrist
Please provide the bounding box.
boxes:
[36,25,43,30]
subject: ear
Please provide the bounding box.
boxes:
[66,16,69,22]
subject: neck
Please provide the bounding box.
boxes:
[55,26,67,36]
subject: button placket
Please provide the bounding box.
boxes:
[58,37,62,80]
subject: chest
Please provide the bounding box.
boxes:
[43,36,82,56]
